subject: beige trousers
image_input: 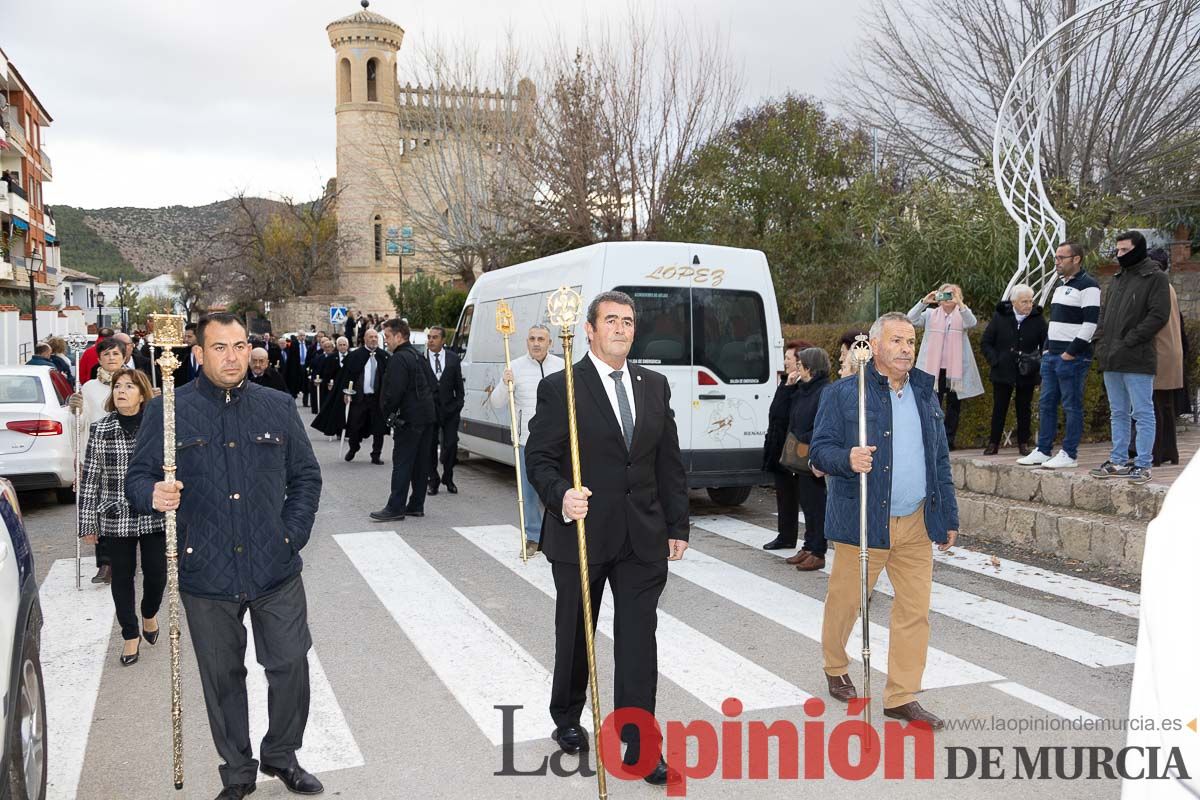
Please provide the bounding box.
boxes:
[821,505,932,709]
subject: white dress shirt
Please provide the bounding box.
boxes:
[363,349,379,395]
[427,348,445,379]
[587,349,636,430]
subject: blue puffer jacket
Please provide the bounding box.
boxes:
[127,372,322,601]
[809,363,958,548]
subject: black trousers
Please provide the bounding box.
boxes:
[106,533,166,641]
[936,369,962,447]
[386,423,433,514]
[181,575,312,788]
[95,538,110,568]
[796,473,828,556]
[988,382,1035,446]
[430,414,461,485]
[347,395,385,458]
[1130,390,1180,466]
[773,471,800,546]
[549,536,668,751]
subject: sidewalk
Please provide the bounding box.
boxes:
[956,422,1198,489]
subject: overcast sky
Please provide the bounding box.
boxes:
[4,0,868,210]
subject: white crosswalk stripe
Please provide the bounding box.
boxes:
[691,515,1136,667]
[334,530,552,746]
[456,524,812,712]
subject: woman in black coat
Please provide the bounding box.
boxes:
[761,342,808,550]
[785,347,831,571]
[980,284,1048,455]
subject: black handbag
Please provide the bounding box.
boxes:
[1016,350,1041,378]
[779,433,811,473]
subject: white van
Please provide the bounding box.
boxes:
[451,241,784,505]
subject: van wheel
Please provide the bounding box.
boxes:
[706,486,752,506]
[54,487,75,505]
[6,623,47,800]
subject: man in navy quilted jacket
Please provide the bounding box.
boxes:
[127,313,324,800]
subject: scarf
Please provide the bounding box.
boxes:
[922,306,965,389]
[96,367,114,385]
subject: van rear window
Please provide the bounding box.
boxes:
[693,289,769,384]
[619,287,691,366]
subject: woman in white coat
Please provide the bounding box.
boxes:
[907,283,984,450]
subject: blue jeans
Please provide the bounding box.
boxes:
[1103,371,1155,468]
[518,446,543,543]
[1036,354,1091,459]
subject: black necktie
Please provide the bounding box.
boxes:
[538,359,545,379]
[435,353,442,377]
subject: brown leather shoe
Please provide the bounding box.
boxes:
[826,673,857,702]
[982,443,999,455]
[883,701,944,730]
[795,554,825,571]
[785,551,810,565]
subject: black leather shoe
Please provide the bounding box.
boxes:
[142,627,160,646]
[343,447,358,462]
[642,757,681,786]
[445,481,458,494]
[428,482,439,496]
[369,508,405,522]
[370,455,384,465]
[1019,443,1032,457]
[260,762,324,795]
[762,537,796,551]
[215,784,256,800]
[119,641,140,667]
[982,443,999,456]
[404,510,425,518]
[552,724,588,754]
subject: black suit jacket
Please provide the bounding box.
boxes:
[382,343,437,428]
[525,355,689,565]
[172,347,200,386]
[427,348,465,420]
[248,367,289,394]
[284,336,316,392]
[338,347,389,402]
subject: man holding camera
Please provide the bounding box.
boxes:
[371,319,437,522]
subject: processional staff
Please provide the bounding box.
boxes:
[850,334,875,731]
[495,299,529,563]
[547,286,607,800]
[149,314,187,790]
[66,332,88,590]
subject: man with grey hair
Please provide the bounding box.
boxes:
[113,331,154,379]
[247,347,289,393]
[980,283,1048,455]
[810,310,958,729]
[488,323,565,558]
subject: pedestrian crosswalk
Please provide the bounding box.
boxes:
[39,511,1139,797]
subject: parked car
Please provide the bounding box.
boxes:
[0,366,77,504]
[0,477,47,799]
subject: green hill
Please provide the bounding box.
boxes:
[51,205,144,281]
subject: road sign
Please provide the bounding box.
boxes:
[330,306,348,326]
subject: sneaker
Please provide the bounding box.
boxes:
[1016,449,1051,466]
[1089,460,1131,479]
[1126,466,1152,485]
[1041,451,1079,469]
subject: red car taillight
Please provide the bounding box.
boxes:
[6,419,64,436]
[697,371,719,386]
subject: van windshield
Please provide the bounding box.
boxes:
[617,286,769,384]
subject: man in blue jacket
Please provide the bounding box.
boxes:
[127,313,324,800]
[810,311,958,730]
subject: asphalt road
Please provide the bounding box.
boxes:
[18,413,1151,800]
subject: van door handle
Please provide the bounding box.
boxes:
[698,393,726,400]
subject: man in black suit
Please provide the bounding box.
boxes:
[525,291,689,787]
[311,337,351,437]
[172,324,200,386]
[425,326,465,494]
[284,334,315,404]
[371,318,438,521]
[264,332,284,371]
[248,347,289,393]
[344,310,358,346]
[340,329,390,464]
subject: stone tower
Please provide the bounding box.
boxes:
[327,1,406,312]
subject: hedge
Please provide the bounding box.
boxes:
[782,319,1200,449]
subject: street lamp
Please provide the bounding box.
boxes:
[96,290,106,329]
[28,250,43,345]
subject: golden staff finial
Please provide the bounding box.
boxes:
[547,286,607,798]
[149,313,186,790]
[494,299,528,563]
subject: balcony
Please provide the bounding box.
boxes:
[37,148,52,179]
[7,189,29,224]
[43,214,55,238]
[1,108,25,152]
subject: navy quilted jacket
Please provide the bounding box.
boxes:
[809,363,958,548]
[126,372,323,601]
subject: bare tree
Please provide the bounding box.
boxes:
[842,0,1200,213]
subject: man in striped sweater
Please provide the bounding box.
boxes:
[1017,242,1101,469]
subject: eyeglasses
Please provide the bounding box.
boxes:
[1053,255,1079,262]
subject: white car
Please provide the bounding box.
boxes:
[0,477,46,799]
[0,367,77,504]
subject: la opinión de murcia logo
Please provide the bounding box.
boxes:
[494,700,1192,795]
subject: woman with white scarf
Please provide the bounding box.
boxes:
[907,283,984,450]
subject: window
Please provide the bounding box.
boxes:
[367,58,378,102]
[0,376,45,405]
[692,289,769,384]
[451,303,474,353]
[373,215,383,261]
[614,285,691,366]
[338,58,352,103]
